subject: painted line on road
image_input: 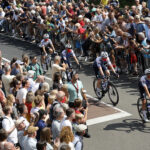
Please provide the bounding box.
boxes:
[86,94,132,126]
[2,56,131,125]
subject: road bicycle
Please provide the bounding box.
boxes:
[93,76,119,106]
[137,97,150,123]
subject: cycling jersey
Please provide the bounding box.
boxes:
[139,75,150,99]
[93,57,112,78]
[140,75,150,89]
[61,49,75,59]
[39,39,53,48]
[61,49,76,67]
[93,56,112,68]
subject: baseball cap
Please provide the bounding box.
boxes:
[74,124,87,132]
[27,70,35,78]
[15,118,24,127]
[27,126,39,134]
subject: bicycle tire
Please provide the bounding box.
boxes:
[137,98,145,122]
[108,81,119,106]
[93,78,103,99]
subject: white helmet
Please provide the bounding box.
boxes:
[145,68,150,75]
[65,44,72,49]
[101,51,108,58]
[43,34,49,39]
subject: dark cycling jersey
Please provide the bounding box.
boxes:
[139,75,150,89]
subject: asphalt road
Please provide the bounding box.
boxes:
[0,34,150,150]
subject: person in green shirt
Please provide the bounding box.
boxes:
[67,71,84,108]
[27,56,43,80]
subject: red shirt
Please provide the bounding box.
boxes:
[78,20,85,27]
[78,27,85,34]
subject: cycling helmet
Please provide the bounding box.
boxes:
[43,34,49,39]
[65,44,72,49]
[101,51,108,58]
[145,68,150,75]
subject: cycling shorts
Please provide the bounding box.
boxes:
[94,64,108,79]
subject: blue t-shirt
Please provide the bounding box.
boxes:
[141,39,150,58]
[67,80,83,103]
[36,120,46,141]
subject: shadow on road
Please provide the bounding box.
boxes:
[103,119,150,133]
[0,35,41,56]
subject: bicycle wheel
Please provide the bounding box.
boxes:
[93,78,103,99]
[137,98,145,122]
[108,82,119,106]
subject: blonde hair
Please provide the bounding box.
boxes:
[6,94,15,106]
[60,126,74,144]
[41,82,50,93]
[50,89,58,95]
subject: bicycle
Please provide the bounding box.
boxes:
[137,97,150,123]
[93,76,119,106]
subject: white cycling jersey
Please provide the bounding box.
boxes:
[95,56,112,68]
[39,39,53,48]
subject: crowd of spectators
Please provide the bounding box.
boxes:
[0,0,150,74]
[0,0,150,150]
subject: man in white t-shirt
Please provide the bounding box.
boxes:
[2,65,15,96]
[16,79,30,104]
[52,56,66,79]
[2,106,18,145]
[60,108,75,131]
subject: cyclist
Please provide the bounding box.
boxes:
[39,33,55,55]
[61,43,80,68]
[93,51,119,96]
[39,34,56,73]
[138,68,150,122]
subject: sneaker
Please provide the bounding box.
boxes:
[84,133,91,138]
[96,88,101,97]
[85,56,88,62]
[142,111,150,122]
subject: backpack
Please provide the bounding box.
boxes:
[0,117,9,129]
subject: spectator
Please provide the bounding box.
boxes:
[40,127,53,150]
[18,104,29,128]
[0,129,16,150]
[59,126,74,150]
[27,56,43,80]
[60,108,75,131]
[52,106,64,140]
[6,94,18,119]
[2,65,15,96]
[2,106,18,145]
[36,109,47,141]
[15,118,27,149]
[73,124,87,150]
[67,71,84,108]
[16,79,30,104]
[36,141,47,150]
[23,125,39,150]
[52,56,66,79]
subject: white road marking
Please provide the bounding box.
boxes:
[86,94,132,126]
[2,56,132,125]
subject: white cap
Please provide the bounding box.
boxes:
[75,124,87,132]
[15,118,24,127]
[15,60,24,65]
[31,10,36,14]
[27,70,35,78]
[78,15,83,18]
